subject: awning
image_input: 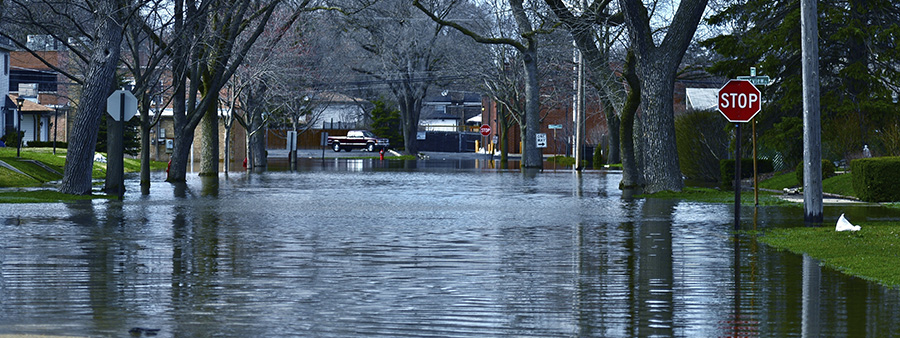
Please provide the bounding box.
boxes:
[466,113,482,124]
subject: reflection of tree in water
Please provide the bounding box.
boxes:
[170,200,221,331]
[636,198,676,337]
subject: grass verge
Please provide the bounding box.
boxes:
[642,187,798,206]
[345,155,418,160]
[759,171,798,190]
[0,190,115,203]
[758,222,900,287]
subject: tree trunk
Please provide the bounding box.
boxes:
[620,52,643,188]
[638,61,683,193]
[199,92,219,176]
[522,48,542,169]
[499,106,509,168]
[139,100,151,195]
[604,98,621,164]
[59,0,124,195]
[248,84,268,171]
[397,94,422,155]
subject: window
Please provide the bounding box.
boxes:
[3,54,8,75]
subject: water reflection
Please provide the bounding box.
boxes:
[1,164,900,337]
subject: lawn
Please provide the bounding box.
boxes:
[0,190,113,203]
[759,221,900,287]
[643,187,798,206]
[759,171,855,197]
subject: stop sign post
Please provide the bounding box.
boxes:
[718,79,762,230]
[104,89,138,197]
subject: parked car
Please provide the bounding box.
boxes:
[326,130,390,152]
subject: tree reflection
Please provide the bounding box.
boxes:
[636,197,676,337]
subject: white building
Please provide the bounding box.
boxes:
[305,92,370,129]
[1,36,12,138]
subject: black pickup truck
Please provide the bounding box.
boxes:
[326,130,390,152]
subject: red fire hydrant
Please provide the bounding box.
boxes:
[379,148,384,160]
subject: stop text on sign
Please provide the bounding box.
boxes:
[719,92,759,110]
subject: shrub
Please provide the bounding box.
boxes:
[676,110,729,182]
[795,159,837,184]
[26,141,68,149]
[720,158,775,189]
[2,129,21,147]
[851,157,900,202]
[592,144,604,168]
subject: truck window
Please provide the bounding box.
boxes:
[362,131,375,138]
[348,131,362,138]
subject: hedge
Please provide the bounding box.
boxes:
[851,157,900,202]
[720,158,774,189]
[26,141,68,149]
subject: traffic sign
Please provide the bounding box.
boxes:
[736,75,771,86]
[106,89,138,122]
[480,124,492,136]
[536,133,547,148]
[548,124,563,129]
[718,80,761,123]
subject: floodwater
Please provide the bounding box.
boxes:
[2,158,900,337]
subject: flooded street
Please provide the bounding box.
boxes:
[2,158,900,337]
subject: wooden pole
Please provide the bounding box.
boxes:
[801,0,823,224]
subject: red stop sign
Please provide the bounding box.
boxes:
[480,124,492,136]
[718,80,761,123]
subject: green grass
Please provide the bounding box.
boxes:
[759,171,856,197]
[0,148,166,189]
[759,222,900,287]
[642,187,799,206]
[823,173,855,197]
[548,156,577,166]
[759,171,799,190]
[0,190,113,203]
[0,167,42,187]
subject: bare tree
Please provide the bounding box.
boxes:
[124,0,173,194]
[1,0,132,195]
[545,0,626,167]
[337,0,479,155]
[156,0,305,182]
[414,0,551,168]
[619,0,708,193]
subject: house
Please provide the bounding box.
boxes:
[419,91,483,132]
[8,35,74,144]
[8,93,55,144]
[685,87,720,111]
[305,92,371,130]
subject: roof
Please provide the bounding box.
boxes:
[685,88,719,111]
[8,95,55,113]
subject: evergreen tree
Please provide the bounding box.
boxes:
[703,0,900,159]
[369,99,403,151]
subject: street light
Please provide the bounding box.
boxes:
[15,97,24,158]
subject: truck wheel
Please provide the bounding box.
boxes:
[332,143,341,152]
[366,143,375,152]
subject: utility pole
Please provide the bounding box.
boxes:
[801,0,823,224]
[574,50,585,170]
